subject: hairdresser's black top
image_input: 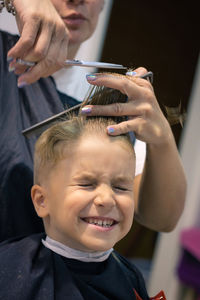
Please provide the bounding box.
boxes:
[0,30,79,241]
[0,233,150,300]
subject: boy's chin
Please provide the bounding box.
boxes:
[81,241,116,253]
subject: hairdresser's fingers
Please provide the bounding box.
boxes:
[17,32,68,85]
[86,73,153,101]
[41,34,69,78]
[107,118,147,140]
[8,20,41,74]
[8,0,66,59]
[106,114,171,145]
[8,0,69,83]
[12,21,56,75]
[86,68,154,97]
[81,96,170,145]
[125,67,151,80]
[81,102,136,117]
[7,18,40,60]
[102,98,171,145]
[81,88,160,118]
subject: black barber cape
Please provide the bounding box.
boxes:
[0,30,79,241]
[0,233,150,300]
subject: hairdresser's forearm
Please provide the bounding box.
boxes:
[134,135,186,232]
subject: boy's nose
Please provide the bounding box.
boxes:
[94,185,116,209]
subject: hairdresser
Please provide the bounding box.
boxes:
[0,0,186,241]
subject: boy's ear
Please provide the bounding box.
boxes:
[31,184,49,218]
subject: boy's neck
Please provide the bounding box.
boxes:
[42,236,113,262]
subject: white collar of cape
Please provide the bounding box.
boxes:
[42,236,113,262]
[52,67,90,102]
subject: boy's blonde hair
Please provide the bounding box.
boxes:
[34,84,134,185]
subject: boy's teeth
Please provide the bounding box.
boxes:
[84,218,114,227]
[97,220,102,226]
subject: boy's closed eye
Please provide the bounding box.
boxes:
[77,182,133,193]
[78,182,95,188]
[75,179,97,189]
[78,184,131,192]
[112,178,134,193]
[113,185,129,192]
[72,175,134,192]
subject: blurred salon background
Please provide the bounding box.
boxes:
[1,1,200,299]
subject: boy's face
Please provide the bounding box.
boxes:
[32,135,135,252]
[51,0,104,47]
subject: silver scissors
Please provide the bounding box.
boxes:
[16,58,127,70]
[16,58,153,83]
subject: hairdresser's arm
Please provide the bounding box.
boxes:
[83,69,187,232]
[133,138,186,232]
[7,0,69,86]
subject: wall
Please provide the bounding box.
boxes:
[148,54,200,299]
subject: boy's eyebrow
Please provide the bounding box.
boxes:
[73,173,96,180]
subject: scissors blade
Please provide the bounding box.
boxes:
[15,58,127,70]
[64,59,127,69]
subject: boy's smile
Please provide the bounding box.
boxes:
[33,135,135,252]
[81,216,118,228]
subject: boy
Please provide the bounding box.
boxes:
[0,88,166,300]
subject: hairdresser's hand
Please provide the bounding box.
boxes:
[7,0,69,86]
[82,67,173,146]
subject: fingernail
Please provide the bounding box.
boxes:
[8,65,15,72]
[107,127,115,134]
[7,56,13,62]
[18,81,28,88]
[86,74,97,81]
[81,106,92,114]
[126,71,137,76]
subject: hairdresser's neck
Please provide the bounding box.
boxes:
[68,43,80,60]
